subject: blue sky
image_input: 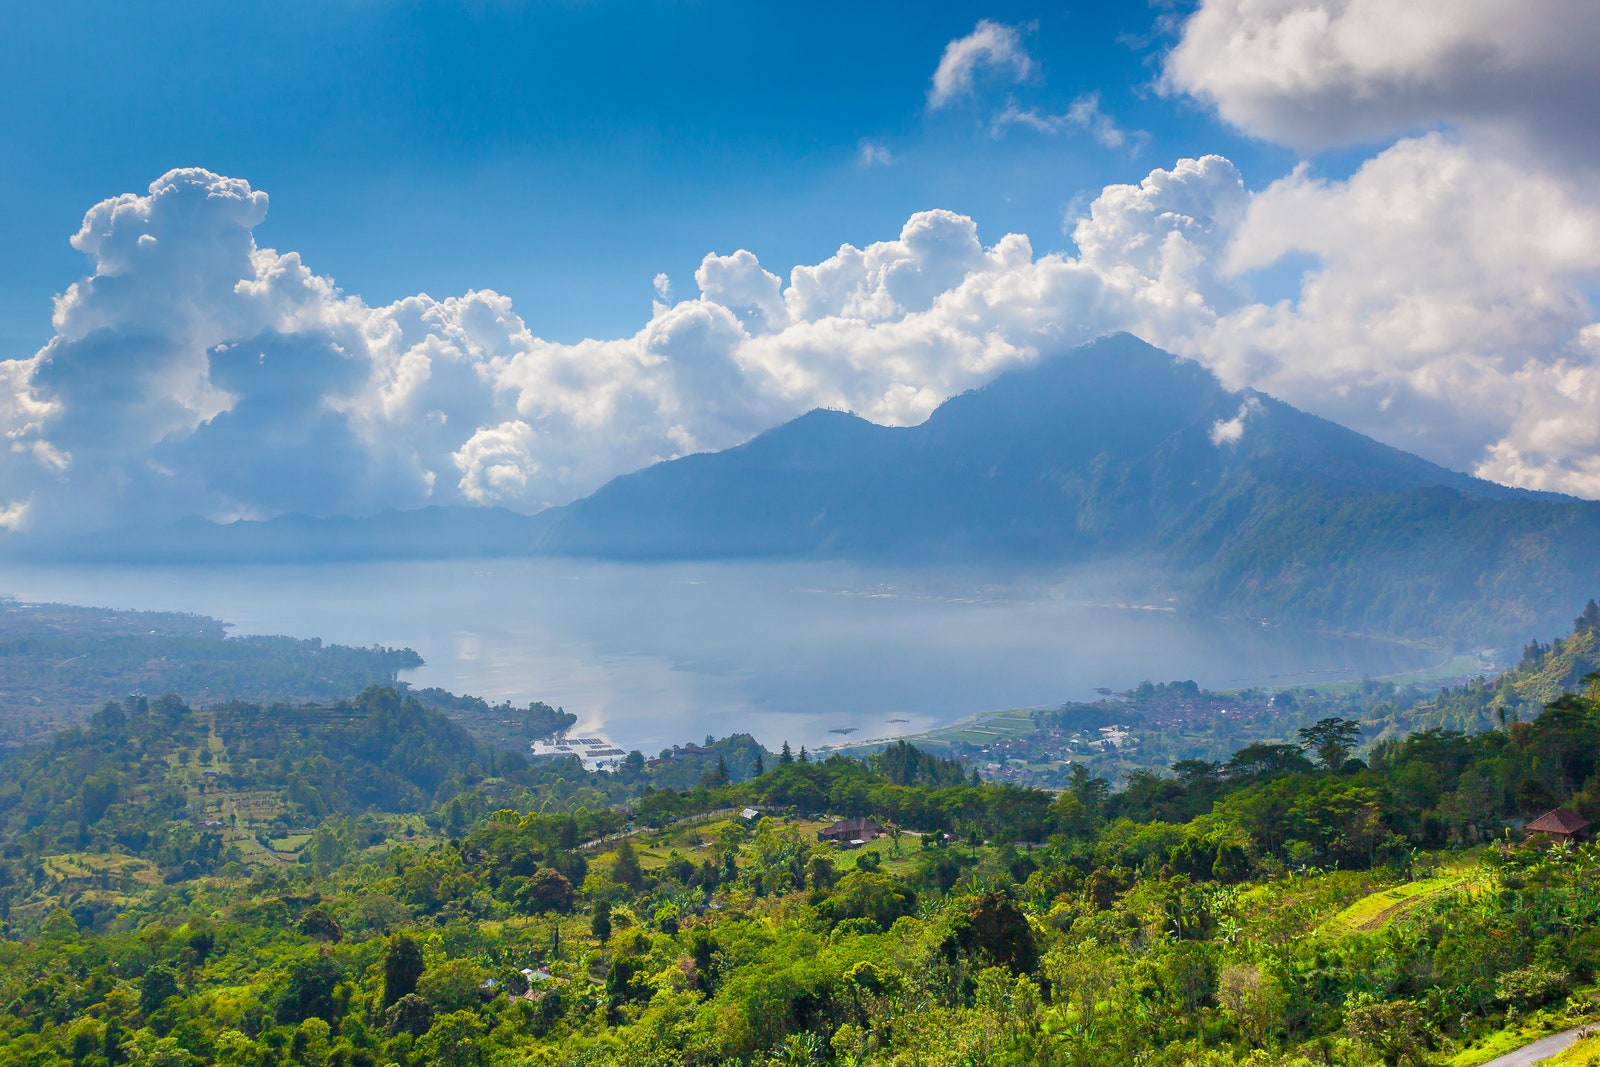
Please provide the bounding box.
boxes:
[2,1,1598,528]
[1,0,1293,354]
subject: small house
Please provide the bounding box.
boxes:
[817,817,883,846]
[1525,807,1591,842]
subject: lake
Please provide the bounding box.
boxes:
[0,557,1438,752]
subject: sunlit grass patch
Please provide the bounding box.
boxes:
[1449,1018,1600,1067]
[41,851,161,885]
[1326,874,1467,933]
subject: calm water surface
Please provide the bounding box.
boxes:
[0,558,1435,751]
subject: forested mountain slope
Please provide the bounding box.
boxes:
[14,335,1598,641]
[1395,598,1600,733]
[543,334,1600,641]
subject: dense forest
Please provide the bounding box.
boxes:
[409,690,577,754]
[2,620,1600,1065]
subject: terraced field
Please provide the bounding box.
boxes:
[1325,865,1476,932]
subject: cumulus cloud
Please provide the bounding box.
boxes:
[4,141,1600,531]
[1203,134,1600,490]
[1162,0,1600,161]
[453,421,540,505]
[0,169,770,529]
[1147,0,1600,493]
[928,20,1034,110]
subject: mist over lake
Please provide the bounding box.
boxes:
[0,558,1440,752]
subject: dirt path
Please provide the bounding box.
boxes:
[1352,882,1453,931]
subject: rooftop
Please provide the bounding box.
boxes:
[1527,807,1590,835]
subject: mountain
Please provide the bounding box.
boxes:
[11,334,1598,642]
[540,333,1600,640]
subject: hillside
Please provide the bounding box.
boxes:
[10,334,1600,642]
[0,599,598,758]
[0,683,772,913]
[1398,598,1600,733]
[0,599,422,748]
[0,687,534,901]
[542,333,1600,640]
[2,670,1600,1066]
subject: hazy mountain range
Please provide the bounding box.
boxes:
[17,334,1600,642]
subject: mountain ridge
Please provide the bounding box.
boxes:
[6,333,1596,642]
[537,333,1600,640]
[540,334,1566,556]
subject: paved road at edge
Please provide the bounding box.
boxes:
[1477,1027,1592,1067]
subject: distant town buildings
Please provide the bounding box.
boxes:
[528,735,627,772]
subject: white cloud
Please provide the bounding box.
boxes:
[928,20,1034,110]
[453,420,540,505]
[857,141,892,168]
[4,145,1600,530]
[992,93,1139,150]
[1162,0,1600,160]
[990,100,1065,137]
[695,250,788,335]
[1067,94,1135,150]
[0,498,28,530]
[1201,134,1600,490]
[1151,1,1600,492]
[1209,396,1262,446]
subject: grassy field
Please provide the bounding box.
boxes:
[905,707,1043,747]
[41,851,161,886]
[1322,871,1472,933]
[826,706,1047,761]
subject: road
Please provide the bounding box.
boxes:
[1479,1026,1594,1067]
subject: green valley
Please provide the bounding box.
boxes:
[3,627,1600,1065]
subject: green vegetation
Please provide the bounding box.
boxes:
[408,689,577,753]
[1419,601,1600,733]
[0,599,587,753]
[1,639,1600,1065]
[883,602,1600,789]
[0,599,420,748]
[1181,483,1600,644]
[1322,870,1469,933]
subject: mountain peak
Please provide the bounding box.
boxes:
[540,335,1600,639]
[542,334,1486,560]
